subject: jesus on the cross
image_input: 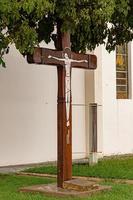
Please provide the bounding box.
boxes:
[27,32,97,188]
[48,52,88,128]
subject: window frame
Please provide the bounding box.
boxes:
[116,43,131,99]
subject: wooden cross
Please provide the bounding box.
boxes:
[27,32,97,188]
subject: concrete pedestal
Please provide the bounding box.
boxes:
[20,178,111,197]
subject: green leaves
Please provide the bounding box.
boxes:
[0,0,133,67]
[12,21,38,54]
[71,0,115,52]
[0,58,6,68]
[105,0,132,51]
[20,0,55,18]
[0,0,55,66]
[37,15,55,43]
[0,29,10,68]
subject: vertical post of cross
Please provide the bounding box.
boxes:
[57,30,72,188]
[26,22,97,189]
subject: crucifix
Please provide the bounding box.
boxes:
[27,32,97,188]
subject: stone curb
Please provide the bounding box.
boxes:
[17,172,102,182]
[17,172,133,185]
[16,172,57,178]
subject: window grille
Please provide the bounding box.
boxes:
[116,44,129,99]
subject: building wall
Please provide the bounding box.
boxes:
[1,41,133,166]
[0,44,86,166]
[85,70,95,156]
[72,68,86,159]
[85,48,103,157]
[94,47,103,156]
[100,42,133,155]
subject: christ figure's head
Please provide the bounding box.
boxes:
[64,53,69,60]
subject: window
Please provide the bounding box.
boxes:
[116,44,129,99]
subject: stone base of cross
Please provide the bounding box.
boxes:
[27,32,97,188]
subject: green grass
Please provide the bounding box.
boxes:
[0,174,56,200]
[1,174,133,200]
[24,156,133,180]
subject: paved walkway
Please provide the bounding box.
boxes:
[0,158,88,174]
[0,165,30,174]
[0,162,56,174]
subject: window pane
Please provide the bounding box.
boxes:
[117,79,127,85]
[116,55,128,71]
[117,72,127,78]
[117,92,128,99]
[117,86,127,92]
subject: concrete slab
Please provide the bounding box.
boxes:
[63,178,99,191]
[20,179,111,197]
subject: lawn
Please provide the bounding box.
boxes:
[1,155,133,200]
[0,174,133,200]
[0,174,55,200]
[24,155,133,180]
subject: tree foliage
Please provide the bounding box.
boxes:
[0,0,133,66]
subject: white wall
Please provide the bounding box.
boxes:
[101,45,118,154]
[85,70,95,156]
[94,47,104,155]
[100,42,133,155]
[115,42,133,154]
[0,44,86,166]
[2,40,133,166]
[72,68,86,159]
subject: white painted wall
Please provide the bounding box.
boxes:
[72,68,86,159]
[94,47,103,155]
[1,39,133,166]
[0,43,86,166]
[99,42,133,155]
[85,70,95,156]
[101,45,118,154]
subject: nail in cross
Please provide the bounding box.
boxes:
[27,32,97,188]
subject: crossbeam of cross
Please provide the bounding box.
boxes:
[28,47,96,69]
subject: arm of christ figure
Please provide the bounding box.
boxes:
[71,59,88,63]
[48,55,65,62]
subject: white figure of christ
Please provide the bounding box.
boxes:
[48,53,88,129]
